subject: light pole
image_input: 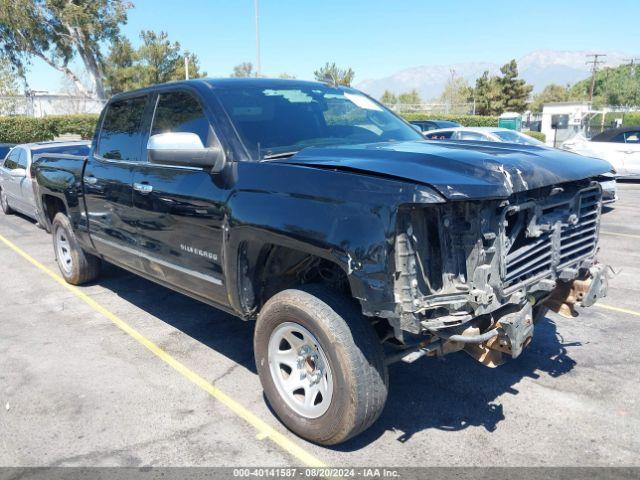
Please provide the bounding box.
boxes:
[254,0,261,77]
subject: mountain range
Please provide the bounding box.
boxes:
[356,50,632,100]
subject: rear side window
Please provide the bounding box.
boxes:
[456,131,488,141]
[625,131,640,143]
[98,96,148,161]
[151,91,211,146]
[426,131,453,140]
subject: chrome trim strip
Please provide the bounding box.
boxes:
[93,236,223,286]
[93,153,205,171]
[93,154,142,166]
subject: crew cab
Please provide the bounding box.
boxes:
[33,78,611,445]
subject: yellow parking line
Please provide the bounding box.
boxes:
[0,233,326,468]
[596,303,640,318]
[600,230,640,240]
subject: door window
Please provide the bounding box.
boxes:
[2,149,19,170]
[151,91,211,146]
[97,96,148,161]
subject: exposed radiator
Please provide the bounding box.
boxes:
[502,185,601,292]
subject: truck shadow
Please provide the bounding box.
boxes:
[337,316,579,450]
[96,263,257,374]
[95,264,579,450]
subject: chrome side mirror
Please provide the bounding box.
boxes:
[147,132,225,171]
[10,168,27,178]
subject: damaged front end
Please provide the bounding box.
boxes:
[390,179,609,367]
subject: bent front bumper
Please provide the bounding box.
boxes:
[544,263,609,318]
[431,265,609,367]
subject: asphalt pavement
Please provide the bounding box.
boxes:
[1,183,639,468]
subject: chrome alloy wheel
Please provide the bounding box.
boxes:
[55,226,73,275]
[267,322,334,418]
[1,190,8,210]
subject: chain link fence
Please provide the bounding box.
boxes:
[383,102,475,115]
[0,93,105,117]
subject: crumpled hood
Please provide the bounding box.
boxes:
[275,140,612,200]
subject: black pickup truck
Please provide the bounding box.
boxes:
[34,78,611,445]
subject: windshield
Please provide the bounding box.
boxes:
[215,85,422,159]
[493,130,544,146]
[0,146,12,160]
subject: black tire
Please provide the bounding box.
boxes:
[52,213,101,285]
[533,305,549,323]
[254,285,388,445]
[1,188,14,215]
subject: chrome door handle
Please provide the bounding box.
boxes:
[83,176,97,185]
[134,182,153,194]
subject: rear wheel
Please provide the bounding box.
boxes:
[52,213,101,285]
[1,189,14,215]
[254,285,388,445]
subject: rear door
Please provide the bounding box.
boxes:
[20,148,36,216]
[132,89,229,305]
[84,95,152,271]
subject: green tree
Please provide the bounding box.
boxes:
[0,56,21,114]
[313,62,354,87]
[529,84,570,112]
[278,72,296,79]
[231,62,255,78]
[104,31,206,94]
[570,64,640,107]
[380,90,397,105]
[103,35,138,95]
[438,72,472,113]
[173,51,204,81]
[498,59,532,113]
[473,71,501,116]
[473,60,532,115]
[398,89,422,106]
[0,0,131,99]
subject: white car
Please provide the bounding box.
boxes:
[424,126,617,203]
[561,127,640,179]
[0,141,90,221]
[423,126,546,146]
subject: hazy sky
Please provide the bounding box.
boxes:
[24,0,640,92]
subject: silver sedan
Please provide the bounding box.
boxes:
[0,141,90,222]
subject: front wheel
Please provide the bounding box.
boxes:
[254,285,388,445]
[1,189,14,215]
[52,213,101,285]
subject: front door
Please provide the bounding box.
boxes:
[132,89,229,305]
[614,130,640,177]
[1,148,23,210]
[84,94,152,272]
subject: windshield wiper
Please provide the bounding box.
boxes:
[261,151,299,160]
